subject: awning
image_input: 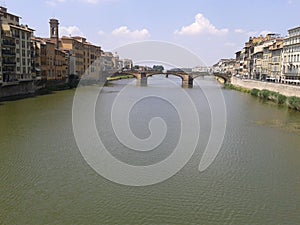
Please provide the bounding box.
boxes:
[1,24,11,33]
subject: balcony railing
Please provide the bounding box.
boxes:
[3,61,16,65]
[2,81,20,86]
[284,72,300,76]
[2,52,16,57]
[2,41,16,47]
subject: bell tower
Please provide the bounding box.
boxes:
[49,18,59,48]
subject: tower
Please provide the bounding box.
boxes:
[49,18,59,49]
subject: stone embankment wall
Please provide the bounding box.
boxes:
[231,77,300,97]
[0,81,35,99]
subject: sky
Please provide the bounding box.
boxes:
[3,0,300,66]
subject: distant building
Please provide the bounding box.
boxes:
[100,51,114,71]
[213,59,235,75]
[47,24,102,79]
[0,6,34,84]
[120,58,133,70]
[282,27,300,84]
[269,40,283,82]
[192,66,209,73]
[31,37,67,81]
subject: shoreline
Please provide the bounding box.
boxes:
[106,75,135,81]
[0,77,134,102]
[224,82,300,111]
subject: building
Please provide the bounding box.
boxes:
[31,37,42,79]
[230,34,283,80]
[251,43,264,80]
[119,58,133,70]
[100,51,114,71]
[282,26,300,84]
[213,58,236,75]
[0,6,34,84]
[269,39,283,82]
[59,36,102,79]
[31,37,66,81]
[192,66,210,73]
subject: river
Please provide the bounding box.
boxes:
[1,76,300,224]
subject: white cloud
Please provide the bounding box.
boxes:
[112,26,150,39]
[80,0,118,3]
[175,13,228,36]
[46,0,115,6]
[45,0,58,6]
[80,0,99,3]
[60,26,84,37]
[234,29,245,34]
[46,0,66,6]
[98,30,105,36]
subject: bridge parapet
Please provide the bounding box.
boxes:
[110,70,197,87]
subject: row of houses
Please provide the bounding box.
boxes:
[0,6,133,88]
[213,27,300,85]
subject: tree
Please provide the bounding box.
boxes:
[153,65,164,72]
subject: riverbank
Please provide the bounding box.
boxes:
[0,76,133,102]
[231,76,300,97]
[107,75,134,81]
[0,80,76,102]
[224,83,300,111]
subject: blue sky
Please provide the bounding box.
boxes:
[4,0,300,65]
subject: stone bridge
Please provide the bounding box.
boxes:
[110,70,205,87]
[213,73,231,83]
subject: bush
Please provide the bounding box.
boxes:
[287,96,300,111]
[250,88,260,96]
[225,84,300,112]
[276,93,287,105]
[259,89,271,100]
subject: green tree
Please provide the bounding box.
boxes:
[153,65,164,72]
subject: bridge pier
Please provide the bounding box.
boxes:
[136,72,147,86]
[182,75,193,88]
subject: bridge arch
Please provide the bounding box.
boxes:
[109,71,194,87]
[213,73,230,83]
[145,72,189,81]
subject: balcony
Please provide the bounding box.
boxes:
[284,72,300,76]
[2,81,20,86]
[3,61,16,66]
[2,40,16,47]
[2,53,16,58]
